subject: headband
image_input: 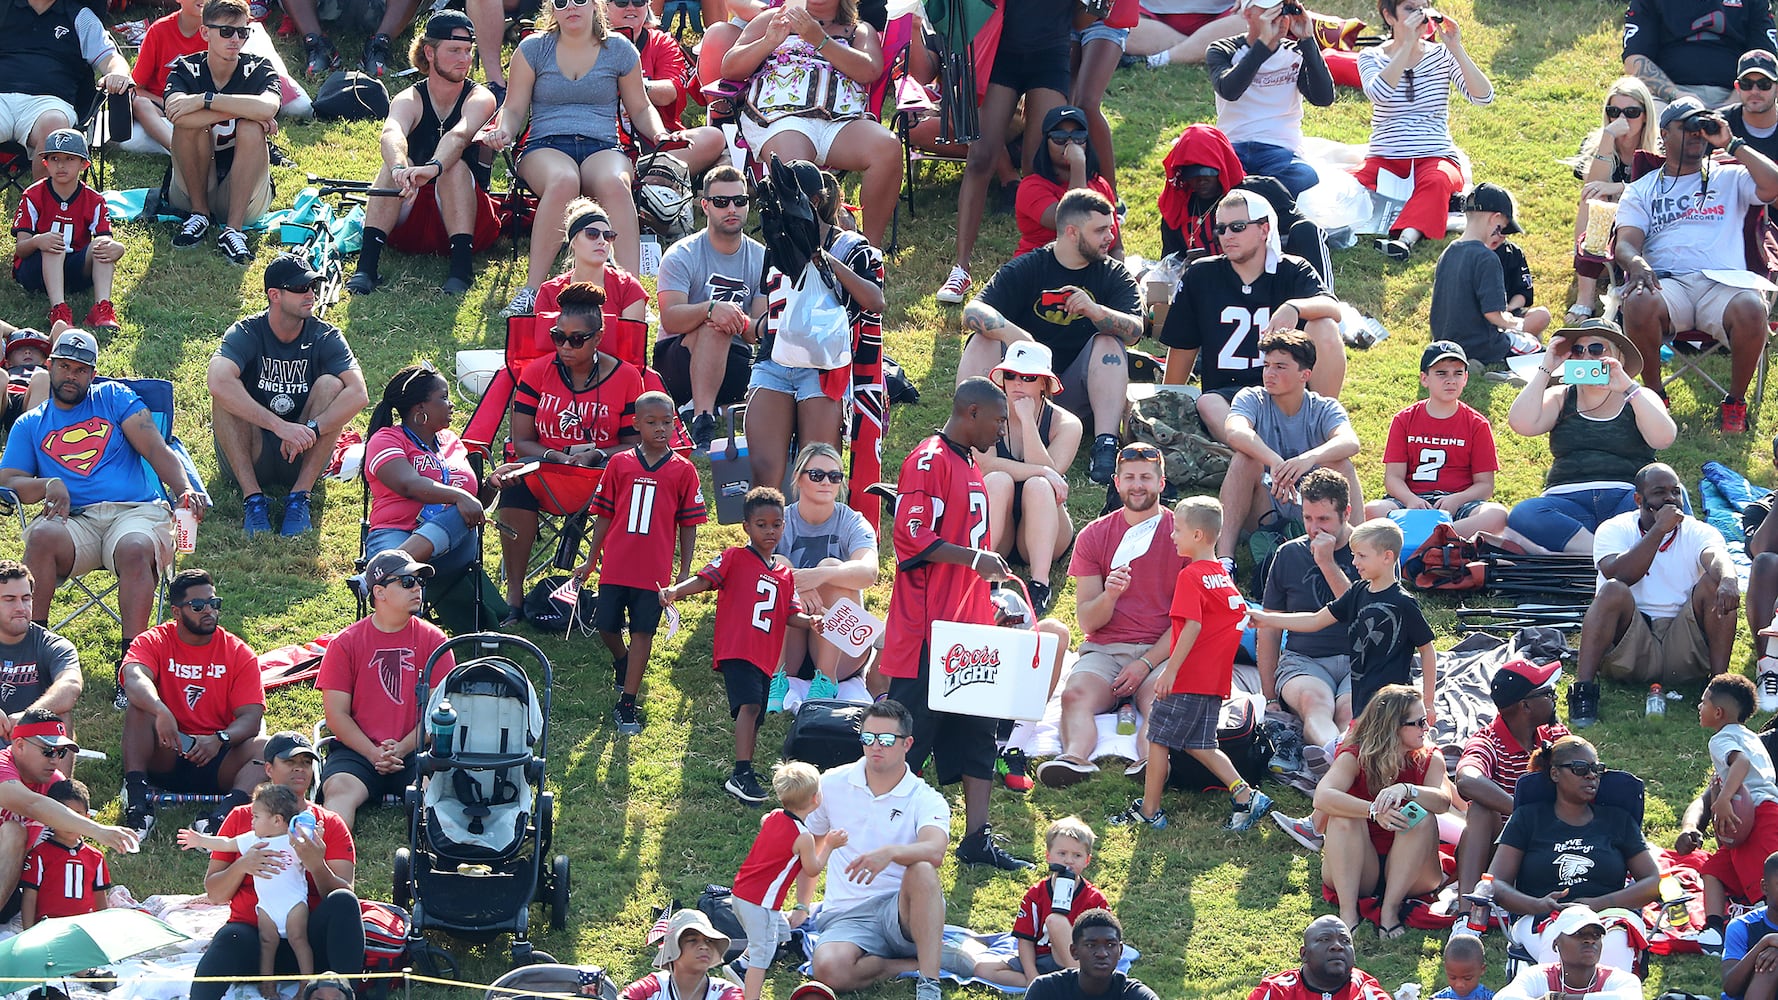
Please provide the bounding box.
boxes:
[566,211,612,244]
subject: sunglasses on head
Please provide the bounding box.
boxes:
[1119,443,1162,461]
[1742,76,1777,91]
[1047,129,1089,145]
[179,597,223,611]
[575,227,618,242]
[551,328,598,348]
[803,468,845,483]
[32,741,71,760]
[1212,219,1263,236]
[1557,760,1608,777]
[1401,716,1430,729]
[1569,342,1610,358]
[1604,104,1645,119]
[705,195,750,208]
[205,22,251,37]
[859,732,905,747]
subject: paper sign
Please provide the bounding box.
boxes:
[1109,514,1161,569]
[819,597,883,657]
[927,620,1061,722]
[640,236,661,277]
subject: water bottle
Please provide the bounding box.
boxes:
[1049,863,1078,912]
[1660,873,1692,931]
[1464,874,1495,933]
[430,699,457,757]
[1115,700,1138,736]
[1646,684,1666,717]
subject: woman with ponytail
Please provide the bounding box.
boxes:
[364,363,485,578]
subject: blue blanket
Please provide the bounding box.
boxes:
[1699,460,1772,590]
[780,919,1141,994]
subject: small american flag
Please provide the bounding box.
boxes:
[646,908,672,946]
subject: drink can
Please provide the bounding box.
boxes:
[173,506,197,554]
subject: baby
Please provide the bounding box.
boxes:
[180,783,315,998]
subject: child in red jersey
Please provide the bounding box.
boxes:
[661,487,815,805]
[1111,496,1273,832]
[20,779,111,928]
[10,130,124,333]
[970,816,1110,987]
[577,392,707,736]
[728,761,847,1000]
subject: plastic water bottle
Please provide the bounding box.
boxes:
[430,699,457,757]
[1115,700,1137,736]
[1645,684,1666,717]
[1394,984,1420,1000]
[1464,874,1495,933]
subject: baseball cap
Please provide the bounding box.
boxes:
[39,129,89,162]
[1740,49,1778,80]
[1547,905,1606,939]
[1420,340,1469,372]
[263,252,324,292]
[1660,95,1711,130]
[5,328,51,362]
[1463,182,1522,234]
[265,731,320,762]
[424,8,475,40]
[364,549,434,589]
[789,986,837,1000]
[1041,105,1089,132]
[14,718,78,749]
[1489,656,1562,709]
[47,330,99,367]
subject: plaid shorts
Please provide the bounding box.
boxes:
[1147,692,1220,751]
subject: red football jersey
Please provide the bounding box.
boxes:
[513,355,644,452]
[1380,400,1499,498]
[12,180,109,269]
[882,434,993,679]
[698,545,802,674]
[1167,559,1246,697]
[590,446,708,590]
[21,839,110,920]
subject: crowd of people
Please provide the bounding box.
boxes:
[4,0,1778,995]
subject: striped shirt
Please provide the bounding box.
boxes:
[1358,42,1491,160]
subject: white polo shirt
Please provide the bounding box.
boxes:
[804,759,950,912]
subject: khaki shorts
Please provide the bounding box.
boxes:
[168,141,275,223]
[1598,598,1713,686]
[63,501,174,578]
[1654,271,1771,341]
[1070,640,1153,686]
[0,93,76,146]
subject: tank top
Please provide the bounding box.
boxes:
[406,79,477,166]
[994,402,1055,462]
[742,33,869,126]
[1544,385,1655,489]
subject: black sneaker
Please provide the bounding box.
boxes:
[690,411,716,450]
[955,823,1032,871]
[268,144,296,169]
[1088,434,1118,485]
[345,271,379,295]
[614,700,644,735]
[217,226,252,265]
[1568,680,1600,730]
[723,769,767,805]
[363,32,394,77]
[1026,579,1052,617]
[123,799,155,837]
[303,33,339,77]
[191,811,223,835]
[172,213,209,248]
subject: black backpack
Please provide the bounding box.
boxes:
[781,699,869,768]
[313,70,390,120]
[1166,698,1275,792]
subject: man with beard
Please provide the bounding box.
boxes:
[1025,911,1158,1000]
[1729,52,1778,164]
[316,550,456,831]
[0,330,206,655]
[1616,95,1778,433]
[1159,189,1345,443]
[1037,445,1186,788]
[118,569,269,836]
[959,190,1143,485]
[0,561,81,729]
[656,166,767,447]
[346,10,499,298]
[1452,657,1569,921]
[1570,462,1739,728]
[1246,916,1391,1000]
[0,712,138,919]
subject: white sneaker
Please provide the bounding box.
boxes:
[1759,655,1778,713]
[500,286,538,318]
[934,266,971,304]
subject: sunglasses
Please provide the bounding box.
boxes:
[279,280,323,294]
[1009,373,1048,383]
[32,741,72,760]
[1741,77,1777,91]
[575,227,618,242]
[551,0,593,7]
[388,574,425,589]
[551,328,598,348]
[1119,443,1162,461]
[705,195,750,208]
[205,22,251,37]
[1047,129,1089,145]
[1212,219,1264,236]
[859,732,905,747]
[1556,761,1608,777]
[1401,716,1430,729]
[803,468,845,483]
[178,598,223,611]
[1568,342,1610,358]
[1603,105,1645,119]
[609,0,650,6]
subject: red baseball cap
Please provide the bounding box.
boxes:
[1489,657,1561,709]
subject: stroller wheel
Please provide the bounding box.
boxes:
[392,848,411,911]
[550,855,571,931]
[413,942,457,979]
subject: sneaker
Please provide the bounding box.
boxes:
[690,411,716,450]
[1107,797,1167,828]
[1375,237,1413,261]
[47,302,73,330]
[1758,655,1778,713]
[303,33,339,76]
[279,491,313,536]
[269,144,297,169]
[500,286,538,318]
[1568,679,1600,730]
[191,812,223,836]
[441,275,472,295]
[172,213,210,248]
[248,0,268,18]
[122,800,155,837]
[1447,921,1482,941]
[242,493,273,537]
[954,823,1032,870]
[1720,397,1749,434]
[1268,726,1305,775]
[1036,756,1098,788]
[998,747,1033,793]
[84,299,119,333]
[1697,927,1725,956]
[363,32,394,77]
[1123,756,1147,779]
[807,671,839,702]
[765,668,788,712]
[934,266,971,305]
[1219,556,1237,578]
[1226,788,1274,832]
[345,271,379,296]
[1026,579,1052,617]
[217,226,252,266]
[722,769,768,805]
[1271,811,1323,852]
[914,976,942,1000]
[1087,434,1118,485]
[613,700,645,735]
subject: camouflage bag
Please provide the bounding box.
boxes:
[1126,388,1232,490]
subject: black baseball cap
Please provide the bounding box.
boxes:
[424,9,475,41]
[1463,182,1522,234]
[264,253,323,292]
[1042,105,1088,132]
[1740,49,1778,80]
[265,731,320,761]
[1178,164,1220,179]
[1420,340,1469,372]
[1659,95,1711,130]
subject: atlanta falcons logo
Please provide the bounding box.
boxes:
[370,648,414,705]
[185,685,205,709]
[1555,853,1595,883]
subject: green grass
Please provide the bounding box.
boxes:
[0,1,1760,997]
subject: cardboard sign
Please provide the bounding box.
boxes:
[926,620,1060,722]
[819,597,883,658]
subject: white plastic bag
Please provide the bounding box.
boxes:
[770,262,852,369]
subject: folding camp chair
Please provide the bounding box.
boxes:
[0,89,123,200]
[887,37,966,252]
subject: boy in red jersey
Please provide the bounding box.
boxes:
[729,761,847,1000]
[1112,496,1273,832]
[20,778,111,927]
[883,377,1030,872]
[578,392,707,736]
[1364,341,1508,537]
[661,486,815,805]
[10,130,123,333]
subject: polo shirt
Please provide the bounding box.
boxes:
[803,758,949,912]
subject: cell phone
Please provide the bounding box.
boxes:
[177,732,197,755]
[1398,800,1428,828]
[1563,358,1611,385]
[1280,1,1303,13]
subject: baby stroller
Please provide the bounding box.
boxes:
[393,633,570,969]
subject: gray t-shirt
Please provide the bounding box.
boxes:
[657,231,767,340]
[1261,536,1357,659]
[518,31,639,146]
[1429,238,1513,363]
[781,501,877,570]
[214,313,358,420]
[1711,722,1778,808]
[0,624,78,717]
[1228,387,1349,460]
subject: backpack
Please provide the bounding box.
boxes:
[780,699,869,768]
[1166,698,1274,792]
[313,70,391,121]
[1125,390,1231,491]
[359,900,412,1000]
[426,566,510,635]
[695,886,751,963]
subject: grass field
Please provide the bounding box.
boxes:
[0,0,1763,996]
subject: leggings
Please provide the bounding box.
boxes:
[191,888,365,1000]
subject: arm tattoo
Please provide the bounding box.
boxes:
[1094,309,1144,344]
[1625,54,1685,104]
[963,304,1009,339]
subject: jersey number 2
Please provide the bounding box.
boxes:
[751,578,779,631]
[1411,449,1447,483]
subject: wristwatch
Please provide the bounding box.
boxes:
[204,91,215,111]
[215,730,232,748]
[306,419,320,435]
[1727,137,1749,156]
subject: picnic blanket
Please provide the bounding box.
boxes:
[0,892,248,1000]
[789,920,1140,994]
[1700,460,1771,591]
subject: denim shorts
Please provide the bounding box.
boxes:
[365,504,476,578]
[748,357,828,402]
[1074,22,1130,47]
[522,133,619,166]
